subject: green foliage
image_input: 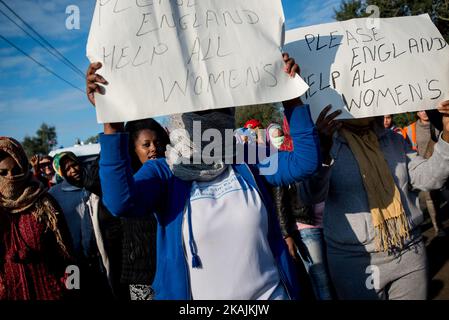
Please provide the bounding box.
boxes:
[334,0,367,21]
[84,135,99,144]
[393,112,418,128]
[21,123,57,158]
[234,103,283,129]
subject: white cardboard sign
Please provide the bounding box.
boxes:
[86,0,309,123]
[284,14,449,120]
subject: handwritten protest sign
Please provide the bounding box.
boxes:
[86,0,308,123]
[284,14,449,120]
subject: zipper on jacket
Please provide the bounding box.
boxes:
[181,199,193,300]
[243,164,293,300]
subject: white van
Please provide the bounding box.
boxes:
[49,143,100,164]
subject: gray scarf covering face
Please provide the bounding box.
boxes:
[166,111,236,182]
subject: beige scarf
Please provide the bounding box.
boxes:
[0,137,46,213]
[339,120,410,252]
[0,137,70,258]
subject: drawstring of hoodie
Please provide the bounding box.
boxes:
[187,201,202,269]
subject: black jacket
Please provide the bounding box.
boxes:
[272,183,315,238]
[82,157,157,296]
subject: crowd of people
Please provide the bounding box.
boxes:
[1,52,449,300]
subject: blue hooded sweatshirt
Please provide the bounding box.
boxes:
[99,104,320,300]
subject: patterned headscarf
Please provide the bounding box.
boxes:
[52,152,78,178]
[0,137,46,213]
[0,137,71,258]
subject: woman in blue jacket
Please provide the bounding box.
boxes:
[85,53,321,300]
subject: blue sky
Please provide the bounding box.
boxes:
[0,0,341,148]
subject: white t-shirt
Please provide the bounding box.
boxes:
[182,166,288,300]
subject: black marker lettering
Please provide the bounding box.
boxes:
[159,69,190,102]
[331,71,340,89]
[263,64,277,87]
[428,79,442,100]
[376,88,397,107]
[246,66,261,86]
[208,71,225,92]
[394,85,408,106]
[373,67,385,80]
[193,76,203,95]
[115,46,130,69]
[187,37,200,64]
[202,38,214,61]
[319,72,330,90]
[352,69,360,87]
[132,46,149,67]
[193,13,201,28]
[306,74,317,98]
[160,14,176,29]
[362,46,376,62]
[179,14,190,30]
[136,13,158,36]
[378,44,391,62]
[229,69,241,89]
[435,37,448,50]
[222,10,243,26]
[150,43,168,65]
[420,37,433,52]
[316,34,327,51]
[345,30,358,46]
[304,34,315,51]
[350,47,361,71]
[217,36,232,58]
[371,27,385,42]
[409,38,419,54]
[392,43,406,58]
[408,83,423,102]
[329,31,342,49]
[363,89,375,107]
[242,10,259,24]
[356,28,373,42]
[206,10,220,28]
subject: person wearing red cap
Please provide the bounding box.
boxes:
[244,119,262,129]
[244,119,264,144]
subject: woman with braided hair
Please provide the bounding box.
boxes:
[0,137,73,300]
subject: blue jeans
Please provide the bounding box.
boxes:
[295,228,334,300]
